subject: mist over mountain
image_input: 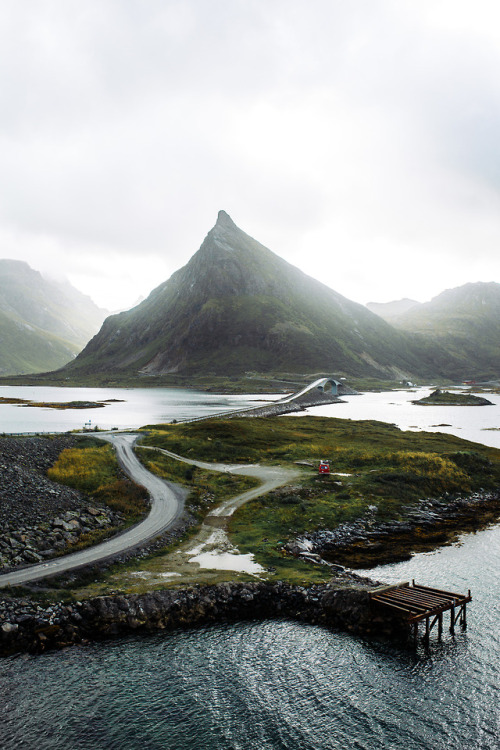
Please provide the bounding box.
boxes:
[386,282,500,380]
[0,260,108,375]
[366,298,421,320]
[64,211,436,380]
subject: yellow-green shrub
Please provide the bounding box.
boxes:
[48,445,118,492]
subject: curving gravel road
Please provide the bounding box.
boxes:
[140,446,300,519]
[0,436,300,588]
[0,434,188,588]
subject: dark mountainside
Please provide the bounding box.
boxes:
[0,260,108,375]
[62,211,445,380]
[384,282,500,380]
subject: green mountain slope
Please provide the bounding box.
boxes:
[0,260,108,375]
[64,211,447,380]
[387,282,500,380]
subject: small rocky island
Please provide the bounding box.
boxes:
[412,389,493,406]
[0,397,125,409]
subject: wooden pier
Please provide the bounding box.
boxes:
[370,580,472,645]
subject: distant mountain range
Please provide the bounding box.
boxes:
[3,216,498,383]
[60,211,494,382]
[366,298,420,320]
[0,260,108,375]
[370,282,500,380]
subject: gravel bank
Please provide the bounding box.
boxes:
[0,436,123,570]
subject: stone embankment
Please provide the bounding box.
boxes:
[0,505,124,570]
[0,436,123,571]
[0,576,409,656]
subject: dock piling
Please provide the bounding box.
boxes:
[369,582,472,645]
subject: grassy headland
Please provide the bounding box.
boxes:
[7,415,500,601]
[139,416,500,574]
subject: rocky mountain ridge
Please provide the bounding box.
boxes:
[5,214,497,383]
[63,211,445,380]
[373,282,500,380]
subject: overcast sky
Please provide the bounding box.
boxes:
[1,0,500,311]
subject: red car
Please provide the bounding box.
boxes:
[318,460,330,475]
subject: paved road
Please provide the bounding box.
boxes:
[0,434,188,588]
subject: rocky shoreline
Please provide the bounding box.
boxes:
[294,490,500,567]
[412,389,493,406]
[0,576,411,656]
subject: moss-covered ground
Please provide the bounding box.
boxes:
[139,416,500,575]
[26,416,500,600]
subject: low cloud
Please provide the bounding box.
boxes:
[1,0,500,309]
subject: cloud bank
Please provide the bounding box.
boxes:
[1,0,500,309]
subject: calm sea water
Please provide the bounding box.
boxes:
[1,387,499,749]
[301,388,500,450]
[0,386,280,433]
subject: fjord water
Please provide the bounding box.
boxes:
[0,386,280,433]
[1,388,500,749]
[2,527,500,750]
[304,388,500,450]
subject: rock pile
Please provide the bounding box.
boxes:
[0,436,84,525]
[297,490,500,566]
[0,436,123,571]
[0,505,124,570]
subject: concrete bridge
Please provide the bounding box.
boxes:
[179,376,344,423]
[278,377,342,404]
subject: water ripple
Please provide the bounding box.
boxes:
[2,521,500,749]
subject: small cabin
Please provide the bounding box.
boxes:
[318,460,330,475]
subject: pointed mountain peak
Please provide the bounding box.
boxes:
[215,209,237,229]
[203,210,250,256]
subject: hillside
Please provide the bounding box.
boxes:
[62,211,436,380]
[0,260,108,375]
[387,282,500,380]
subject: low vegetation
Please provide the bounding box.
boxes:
[49,438,148,521]
[140,416,500,575]
[139,416,500,475]
[135,448,259,521]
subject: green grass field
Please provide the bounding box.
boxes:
[139,416,500,574]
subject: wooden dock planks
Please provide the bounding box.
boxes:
[369,580,472,643]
